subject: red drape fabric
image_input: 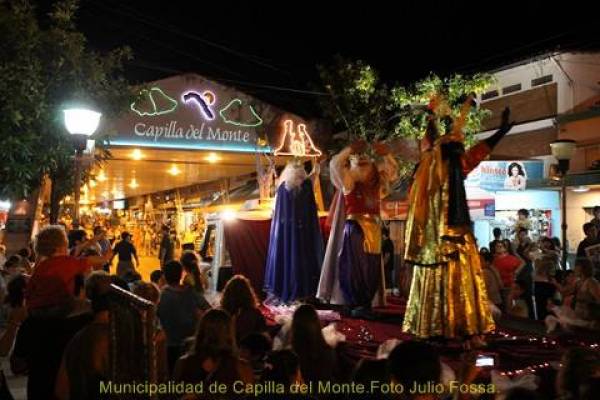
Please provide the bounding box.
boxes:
[223,219,271,296]
[224,216,329,296]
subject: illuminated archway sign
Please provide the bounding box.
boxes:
[274,120,321,157]
[182,90,216,120]
[130,87,178,116]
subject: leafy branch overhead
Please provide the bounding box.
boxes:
[318,57,495,152]
[0,0,132,202]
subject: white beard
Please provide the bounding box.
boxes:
[280,163,307,190]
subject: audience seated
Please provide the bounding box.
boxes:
[239,332,272,382]
[387,341,441,400]
[221,275,267,343]
[291,304,339,385]
[173,309,253,387]
[556,348,600,399]
[507,280,530,319]
[532,257,560,321]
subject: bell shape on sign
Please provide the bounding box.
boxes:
[131,87,178,116]
[219,99,263,127]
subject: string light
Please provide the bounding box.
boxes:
[97,171,107,182]
[492,329,600,376]
[219,98,263,127]
[182,90,216,120]
[130,87,178,116]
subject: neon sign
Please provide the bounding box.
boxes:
[130,87,178,116]
[182,90,216,120]
[219,99,263,127]
[274,120,321,157]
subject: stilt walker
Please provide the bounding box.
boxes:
[402,95,514,343]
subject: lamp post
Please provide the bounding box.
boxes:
[550,139,577,269]
[63,108,102,226]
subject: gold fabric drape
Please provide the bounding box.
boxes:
[402,140,494,338]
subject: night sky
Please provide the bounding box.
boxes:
[38,0,600,116]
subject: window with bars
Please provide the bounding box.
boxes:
[481,90,499,101]
[502,83,522,95]
[531,75,553,87]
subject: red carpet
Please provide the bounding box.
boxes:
[261,296,600,376]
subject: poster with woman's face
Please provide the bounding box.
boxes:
[504,162,527,190]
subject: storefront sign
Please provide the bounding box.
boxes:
[111,75,290,153]
[466,160,544,192]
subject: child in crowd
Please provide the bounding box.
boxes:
[507,280,530,318]
[26,225,111,318]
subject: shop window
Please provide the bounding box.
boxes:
[482,90,499,101]
[502,83,522,95]
[531,75,553,87]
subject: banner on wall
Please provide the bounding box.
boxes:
[465,160,544,192]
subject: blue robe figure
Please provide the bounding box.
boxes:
[264,162,324,304]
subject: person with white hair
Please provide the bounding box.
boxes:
[264,160,324,304]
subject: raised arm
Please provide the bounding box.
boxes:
[462,107,514,175]
[330,140,366,193]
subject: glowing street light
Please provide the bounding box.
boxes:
[64,106,102,225]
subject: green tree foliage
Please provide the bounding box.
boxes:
[318,57,495,153]
[0,0,132,215]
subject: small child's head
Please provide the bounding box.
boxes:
[150,269,164,287]
[35,225,68,258]
[4,255,22,275]
[493,227,502,239]
[517,208,530,220]
[563,270,577,285]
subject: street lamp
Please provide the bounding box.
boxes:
[63,108,102,226]
[550,139,577,270]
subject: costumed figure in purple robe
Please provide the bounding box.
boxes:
[317,141,399,317]
[264,161,324,304]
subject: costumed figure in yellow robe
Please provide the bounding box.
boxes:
[402,95,514,343]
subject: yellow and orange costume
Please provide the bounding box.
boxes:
[402,97,508,338]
